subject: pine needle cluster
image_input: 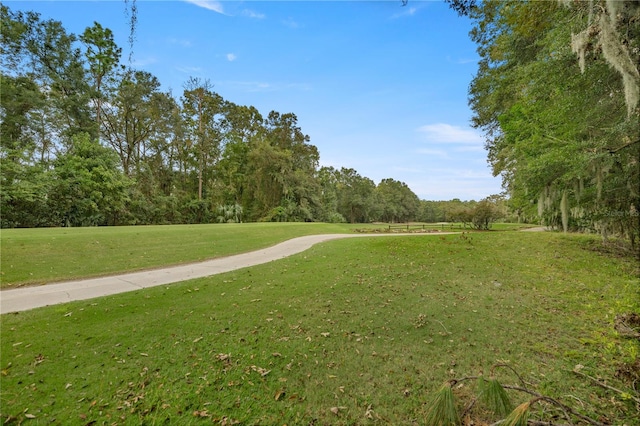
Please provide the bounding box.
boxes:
[424,381,460,426]
[478,377,513,417]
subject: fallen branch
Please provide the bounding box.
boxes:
[501,386,605,426]
[492,363,531,391]
[572,369,640,405]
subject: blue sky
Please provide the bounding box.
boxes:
[9,0,503,200]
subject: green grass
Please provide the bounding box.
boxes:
[0,223,370,288]
[0,222,521,288]
[1,231,638,425]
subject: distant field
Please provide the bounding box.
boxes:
[0,223,358,288]
[0,222,528,288]
[1,230,638,424]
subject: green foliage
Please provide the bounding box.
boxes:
[471,199,500,230]
[49,133,131,226]
[1,3,470,229]
[376,178,421,223]
[0,152,51,228]
[468,0,640,245]
[335,167,378,223]
[1,3,532,229]
[418,200,446,222]
[0,74,45,153]
[80,21,121,140]
[327,211,346,223]
[216,203,243,223]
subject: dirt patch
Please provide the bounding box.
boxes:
[615,359,640,386]
[614,313,640,340]
[614,313,640,389]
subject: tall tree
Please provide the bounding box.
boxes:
[101,69,162,176]
[261,112,320,221]
[0,74,44,160]
[181,78,225,200]
[467,0,639,242]
[245,138,294,220]
[26,16,93,144]
[315,166,342,222]
[376,178,420,223]
[335,168,377,223]
[213,104,264,207]
[80,22,122,141]
[1,7,93,149]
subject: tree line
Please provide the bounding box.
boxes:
[2,5,497,228]
[455,0,639,244]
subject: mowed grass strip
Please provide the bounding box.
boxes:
[1,231,637,425]
[0,223,363,288]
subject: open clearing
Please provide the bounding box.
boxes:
[0,232,459,314]
[1,229,638,424]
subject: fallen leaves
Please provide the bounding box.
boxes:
[274,388,286,401]
[215,353,231,362]
[330,406,347,415]
[33,354,45,366]
[193,409,210,417]
[249,365,271,376]
[213,417,240,425]
[365,404,380,420]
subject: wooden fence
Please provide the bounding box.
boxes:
[387,223,466,231]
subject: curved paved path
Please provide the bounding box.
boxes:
[1,232,456,314]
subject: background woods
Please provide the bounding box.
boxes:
[0,5,444,227]
[2,1,639,249]
[457,0,640,244]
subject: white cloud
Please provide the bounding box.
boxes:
[282,17,300,29]
[222,80,311,93]
[390,6,418,19]
[226,53,237,62]
[167,38,192,48]
[242,9,265,19]
[405,167,502,200]
[131,56,158,67]
[410,178,500,201]
[446,55,476,65]
[220,81,274,92]
[417,123,483,145]
[183,0,225,14]
[393,166,426,174]
[453,145,485,153]
[175,65,203,74]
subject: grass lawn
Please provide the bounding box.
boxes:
[0,222,526,289]
[0,223,369,288]
[1,230,638,424]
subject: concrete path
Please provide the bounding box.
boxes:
[521,226,548,232]
[1,232,455,314]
